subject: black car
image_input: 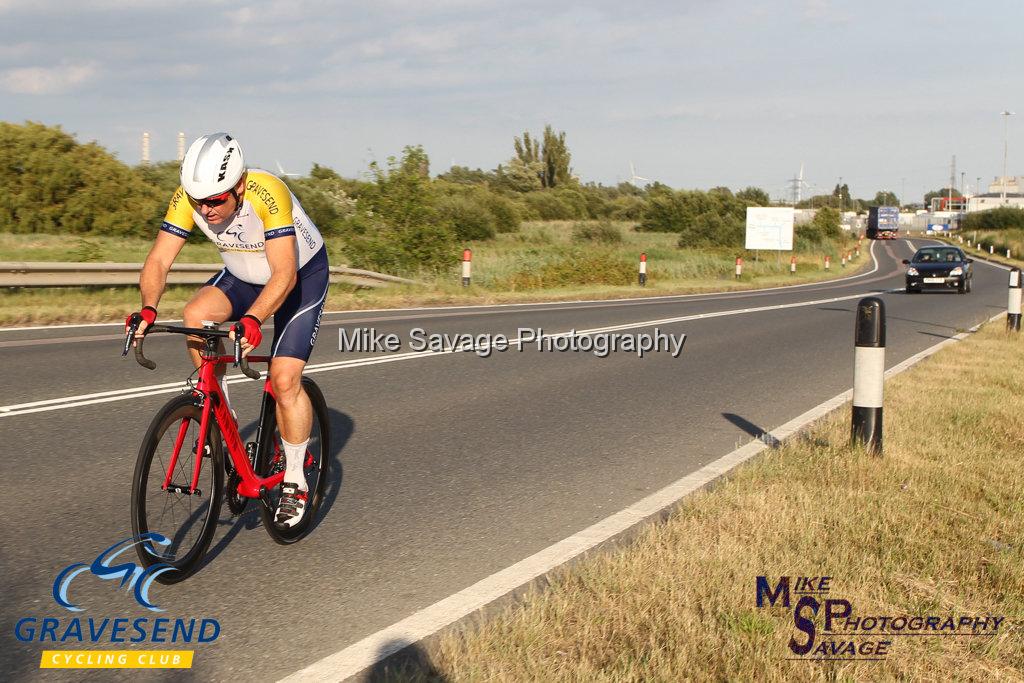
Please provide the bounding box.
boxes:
[903,246,973,294]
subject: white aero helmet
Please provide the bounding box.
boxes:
[180,133,246,199]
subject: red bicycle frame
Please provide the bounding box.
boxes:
[162,352,283,499]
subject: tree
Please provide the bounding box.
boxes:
[514,131,540,166]
[811,206,841,237]
[436,165,496,186]
[513,125,573,189]
[869,190,899,207]
[0,121,165,235]
[541,125,573,188]
[831,183,851,208]
[340,145,456,273]
[737,186,770,206]
[496,158,543,192]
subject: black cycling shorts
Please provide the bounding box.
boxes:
[205,247,329,362]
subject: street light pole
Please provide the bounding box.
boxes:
[1001,110,1014,201]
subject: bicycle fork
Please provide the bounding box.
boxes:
[162,393,212,496]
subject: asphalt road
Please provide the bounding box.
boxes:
[0,239,1009,681]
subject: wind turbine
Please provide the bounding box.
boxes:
[275,160,300,178]
[629,162,650,188]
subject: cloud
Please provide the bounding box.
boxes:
[0,61,98,94]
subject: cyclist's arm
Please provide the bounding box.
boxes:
[140,186,195,314]
[244,235,298,323]
[139,230,187,311]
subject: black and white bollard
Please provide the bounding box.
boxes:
[461,248,472,287]
[852,297,885,455]
[1008,268,1022,332]
[1007,249,1012,259]
[639,252,647,286]
[990,245,995,255]
[841,253,847,268]
[735,256,743,280]
[790,255,796,275]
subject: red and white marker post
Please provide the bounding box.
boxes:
[824,255,831,270]
[735,256,743,280]
[638,252,647,286]
[790,255,796,275]
[841,253,847,268]
[461,249,472,287]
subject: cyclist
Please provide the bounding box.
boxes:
[126,133,328,527]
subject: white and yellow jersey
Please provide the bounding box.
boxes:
[160,169,324,285]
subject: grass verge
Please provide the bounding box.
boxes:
[930,230,1024,270]
[386,319,1023,680]
[0,224,867,326]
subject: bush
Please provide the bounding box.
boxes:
[572,219,623,244]
[960,207,1024,231]
[523,191,583,220]
[486,193,521,233]
[0,122,165,236]
[438,194,496,241]
[500,247,635,289]
[676,212,744,249]
[796,207,841,244]
[338,146,457,274]
[609,194,646,220]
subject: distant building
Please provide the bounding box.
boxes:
[965,176,1024,212]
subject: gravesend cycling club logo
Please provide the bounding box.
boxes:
[53,533,176,612]
[756,575,1005,661]
[12,534,221,670]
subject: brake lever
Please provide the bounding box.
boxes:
[122,315,141,357]
[122,327,136,356]
[232,321,243,367]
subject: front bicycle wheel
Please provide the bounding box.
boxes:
[131,394,224,583]
[256,377,330,544]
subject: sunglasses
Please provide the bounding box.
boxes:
[190,190,234,208]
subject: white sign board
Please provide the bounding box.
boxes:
[745,207,794,250]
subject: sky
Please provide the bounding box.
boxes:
[1,0,1022,202]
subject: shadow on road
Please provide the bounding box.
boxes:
[363,639,449,682]
[918,330,956,340]
[195,409,355,575]
[722,412,780,448]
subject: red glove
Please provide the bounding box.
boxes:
[238,314,262,348]
[126,306,157,332]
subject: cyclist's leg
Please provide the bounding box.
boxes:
[268,254,328,503]
[182,285,234,371]
[183,269,259,373]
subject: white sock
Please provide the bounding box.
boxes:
[281,438,309,492]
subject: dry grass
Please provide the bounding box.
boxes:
[929,231,1024,270]
[0,224,867,325]
[383,321,1024,681]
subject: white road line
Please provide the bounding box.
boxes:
[0,289,889,418]
[0,243,881,334]
[905,239,917,251]
[278,308,1005,683]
